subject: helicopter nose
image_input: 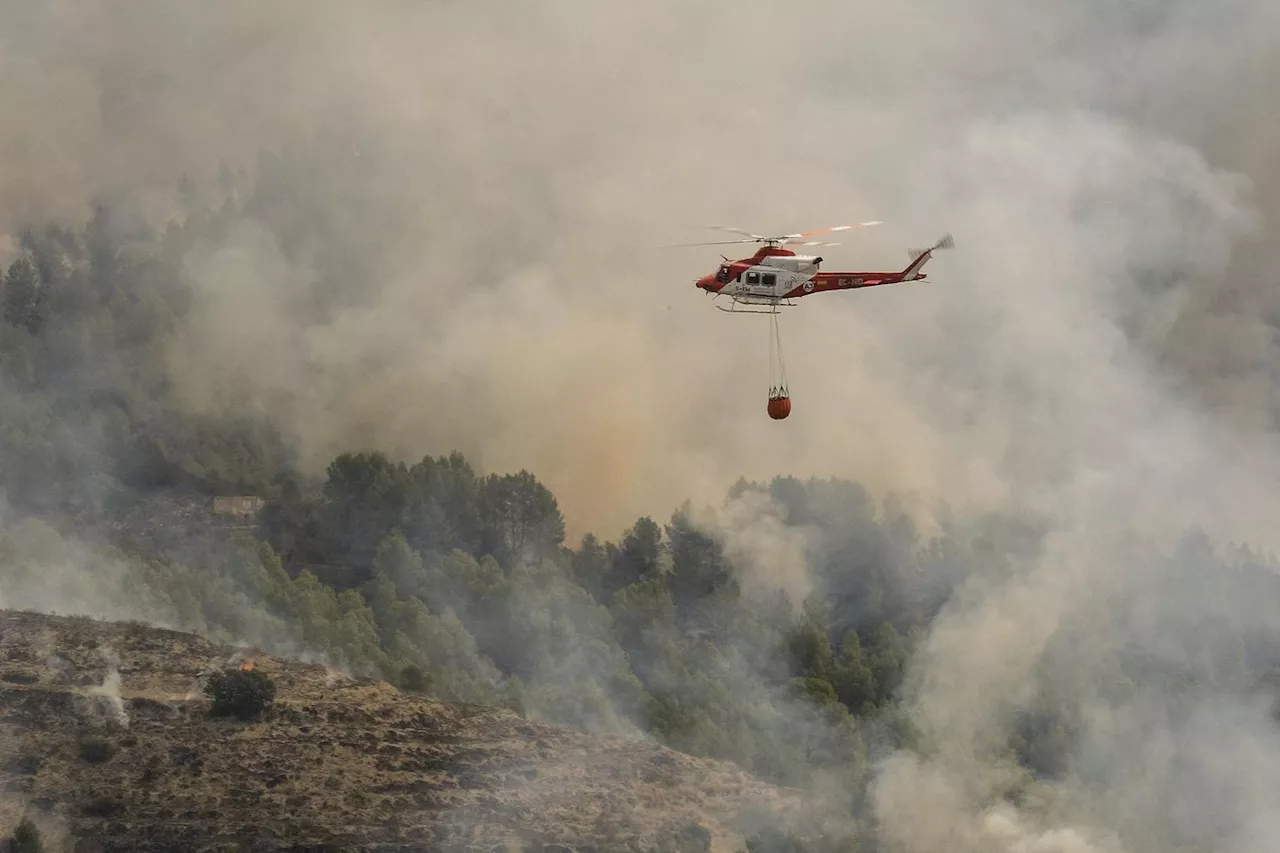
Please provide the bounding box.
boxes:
[695,274,716,291]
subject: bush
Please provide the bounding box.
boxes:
[662,823,711,853]
[398,663,429,693]
[788,676,840,708]
[78,737,116,764]
[80,796,125,818]
[1,672,38,685]
[8,818,41,853]
[204,667,277,720]
[746,828,810,853]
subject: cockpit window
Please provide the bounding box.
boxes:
[716,265,730,283]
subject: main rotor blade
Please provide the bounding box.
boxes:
[780,221,883,243]
[659,238,760,248]
[703,225,767,240]
[706,222,881,242]
[665,220,882,249]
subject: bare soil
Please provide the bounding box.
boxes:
[0,609,828,853]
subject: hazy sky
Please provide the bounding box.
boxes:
[3,0,1279,544]
[6,4,1280,850]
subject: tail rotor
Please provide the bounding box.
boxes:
[907,232,955,261]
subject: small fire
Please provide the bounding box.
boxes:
[240,659,256,672]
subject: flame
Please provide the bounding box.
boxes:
[240,659,256,672]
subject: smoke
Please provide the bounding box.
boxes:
[0,502,358,682]
[0,0,1272,540]
[81,646,128,728]
[5,0,1280,848]
[0,508,150,624]
[690,488,820,608]
[846,5,1280,847]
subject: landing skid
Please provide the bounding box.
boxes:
[712,294,795,314]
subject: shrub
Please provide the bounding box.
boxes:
[80,796,124,818]
[1,672,38,685]
[9,818,41,853]
[663,823,711,853]
[4,754,41,776]
[78,737,116,764]
[204,667,277,720]
[398,663,429,693]
[745,828,810,853]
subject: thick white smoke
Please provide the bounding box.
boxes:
[3,1,1280,849]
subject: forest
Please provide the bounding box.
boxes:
[5,153,1280,838]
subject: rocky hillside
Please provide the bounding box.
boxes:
[0,610,839,853]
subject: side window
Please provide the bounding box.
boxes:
[762,273,776,286]
[746,271,760,285]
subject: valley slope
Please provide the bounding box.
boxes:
[0,609,829,853]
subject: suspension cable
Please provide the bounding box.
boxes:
[768,312,776,395]
[768,309,788,397]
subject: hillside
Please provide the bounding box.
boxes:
[0,609,834,853]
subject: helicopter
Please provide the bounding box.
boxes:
[685,223,954,313]
[673,222,954,420]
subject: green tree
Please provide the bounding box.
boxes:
[571,533,610,602]
[613,575,677,651]
[866,621,908,704]
[322,451,409,576]
[372,530,426,599]
[381,597,504,704]
[789,675,840,708]
[665,506,738,626]
[830,630,877,714]
[786,615,834,682]
[3,258,41,332]
[603,516,663,600]
[500,561,644,731]
[479,470,565,566]
[402,452,483,554]
[612,574,678,684]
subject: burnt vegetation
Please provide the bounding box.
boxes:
[77,736,115,764]
[4,155,1280,849]
[4,818,41,853]
[204,666,277,720]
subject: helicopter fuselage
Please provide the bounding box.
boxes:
[695,244,931,306]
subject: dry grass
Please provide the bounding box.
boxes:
[0,609,825,852]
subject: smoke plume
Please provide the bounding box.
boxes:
[5,0,1280,849]
[1,0,1274,538]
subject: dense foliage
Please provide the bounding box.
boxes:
[205,667,278,720]
[5,161,1280,850]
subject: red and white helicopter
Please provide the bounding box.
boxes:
[686,222,954,313]
[675,222,953,420]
